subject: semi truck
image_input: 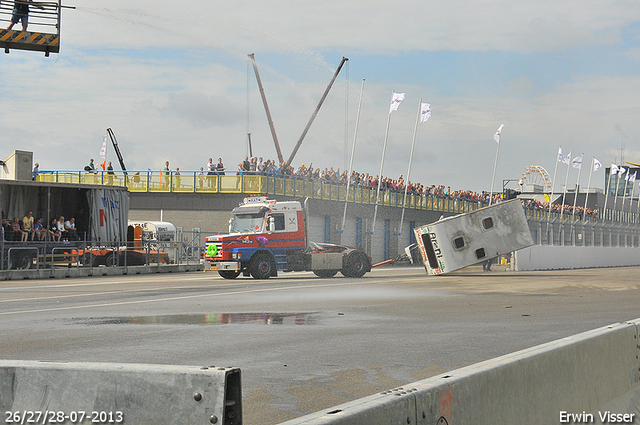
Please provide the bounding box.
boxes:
[204,197,371,279]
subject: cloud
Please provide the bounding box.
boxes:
[66,0,640,54]
[164,92,244,128]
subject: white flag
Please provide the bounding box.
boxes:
[557,147,563,163]
[493,124,504,143]
[631,172,637,183]
[619,166,627,177]
[611,164,619,175]
[571,154,583,169]
[390,92,405,113]
[562,151,572,165]
[100,134,107,159]
[420,103,431,123]
[593,158,602,172]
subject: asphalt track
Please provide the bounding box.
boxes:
[2,264,640,425]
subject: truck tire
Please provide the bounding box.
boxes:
[250,252,275,279]
[90,254,103,267]
[105,252,118,267]
[341,251,370,278]
[313,270,338,278]
[219,270,240,279]
[9,252,33,270]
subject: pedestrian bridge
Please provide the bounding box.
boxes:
[35,169,639,226]
[36,169,491,217]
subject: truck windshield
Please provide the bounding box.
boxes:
[230,213,265,233]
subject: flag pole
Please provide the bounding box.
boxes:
[621,174,627,219]
[372,91,403,235]
[626,173,636,217]
[399,99,425,233]
[560,151,572,218]
[547,146,562,221]
[342,79,365,230]
[620,172,630,219]
[602,165,615,221]
[489,124,504,206]
[582,157,595,219]
[613,167,624,218]
[635,181,640,224]
[372,102,392,236]
[571,153,583,220]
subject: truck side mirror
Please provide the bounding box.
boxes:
[268,216,275,233]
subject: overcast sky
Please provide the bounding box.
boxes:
[2,0,640,193]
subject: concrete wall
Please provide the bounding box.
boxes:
[1,150,32,181]
[278,318,640,425]
[514,245,640,270]
[0,361,241,425]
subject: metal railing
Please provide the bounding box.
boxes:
[0,0,61,55]
[0,229,204,271]
[0,0,60,33]
[36,169,488,215]
[36,170,640,224]
[527,217,640,248]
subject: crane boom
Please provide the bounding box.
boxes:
[248,53,284,166]
[106,128,126,171]
[287,57,348,166]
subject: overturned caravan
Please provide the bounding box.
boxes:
[414,199,534,275]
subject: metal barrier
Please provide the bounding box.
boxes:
[0,233,204,271]
[278,318,640,425]
[6,246,38,270]
[0,0,61,55]
[0,361,242,425]
[527,217,640,247]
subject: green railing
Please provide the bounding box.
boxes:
[36,170,487,215]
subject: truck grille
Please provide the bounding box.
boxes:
[206,242,223,259]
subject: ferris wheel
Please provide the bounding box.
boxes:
[518,165,552,192]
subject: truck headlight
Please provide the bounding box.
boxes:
[232,252,242,259]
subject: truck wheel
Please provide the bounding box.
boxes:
[90,255,103,267]
[105,252,118,267]
[341,251,370,278]
[250,252,275,279]
[10,252,33,270]
[313,270,338,278]
[219,270,240,279]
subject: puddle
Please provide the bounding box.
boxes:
[74,312,318,326]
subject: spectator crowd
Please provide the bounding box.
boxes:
[2,212,79,242]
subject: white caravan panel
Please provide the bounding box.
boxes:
[414,199,533,275]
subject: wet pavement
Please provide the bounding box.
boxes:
[2,265,640,425]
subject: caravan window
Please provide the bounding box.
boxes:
[482,217,494,230]
[453,237,465,249]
